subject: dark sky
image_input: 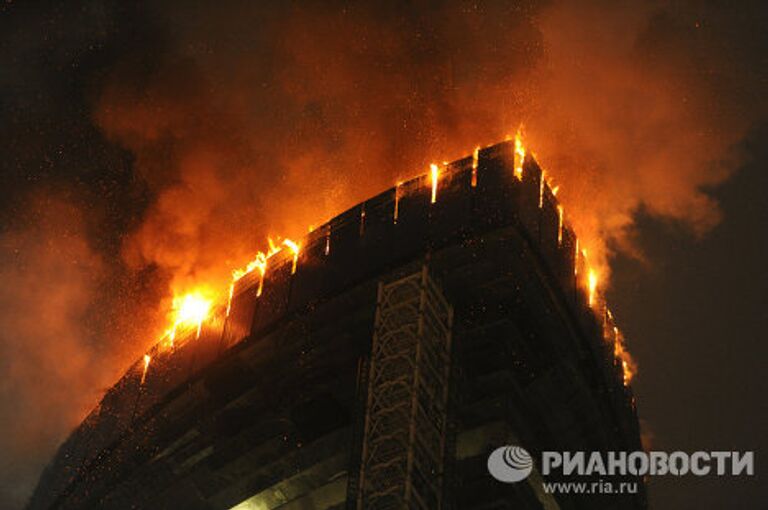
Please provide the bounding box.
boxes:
[609,124,768,507]
[0,1,766,509]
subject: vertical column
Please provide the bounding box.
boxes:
[356,266,453,510]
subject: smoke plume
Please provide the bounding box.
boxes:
[97,0,754,296]
[0,192,118,509]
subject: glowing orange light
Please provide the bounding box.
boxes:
[161,289,214,345]
[283,238,300,274]
[622,360,634,384]
[145,140,636,391]
[588,269,598,307]
[175,292,212,327]
[171,291,212,340]
[141,354,151,385]
[232,236,298,294]
[514,130,525,180]
[232,239,282,297]
[430,163,439,204]
[232,250,269,282]
[612,326,636,385]
[256,268,266,296]
[225,282,234,317]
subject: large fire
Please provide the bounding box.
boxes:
[160,290,215,349]
[141,131,634,387]
[174,292,212,327]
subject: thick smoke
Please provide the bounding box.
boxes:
[526,1,748,271]
[0,193,121,509]
[97,0,753,298]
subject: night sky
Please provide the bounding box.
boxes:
[609,126,768,507]
[1,1,766,509]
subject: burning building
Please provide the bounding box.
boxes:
[28,139,644,509]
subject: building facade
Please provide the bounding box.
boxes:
[29,141,644,509]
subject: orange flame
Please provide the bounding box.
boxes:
[232,241,278,296]
[167,328,176,348]
[230,235,301,301]
[156,289,214,349]
[613,326,637,385]
[430,163,440,203]
[145,139,635,391]
[282,238,300,274]
[588,269,598,307]
[174,292,212,325]
[225,282,235,317]
[232,251,269,282]
[514,130,525,180]
[172,291,213,340]
[140,354,151,385]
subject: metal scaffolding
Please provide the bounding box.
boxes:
[356,266,453,510]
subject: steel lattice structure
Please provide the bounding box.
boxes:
[356,266,453,510]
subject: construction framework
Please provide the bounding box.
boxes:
[356,267,453,510]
